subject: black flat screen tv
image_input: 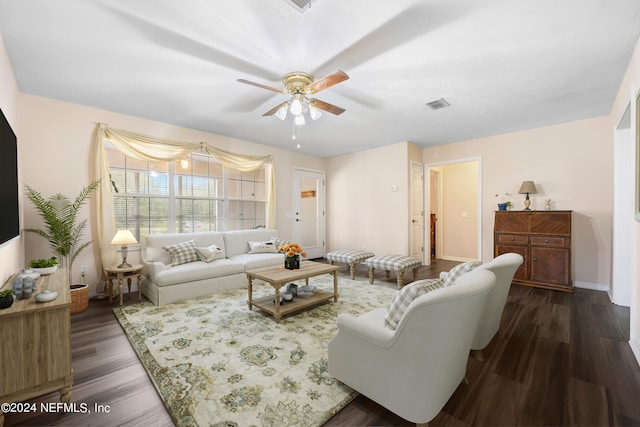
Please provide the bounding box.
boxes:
[0,108,19,245]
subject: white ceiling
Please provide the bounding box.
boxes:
[1,0,639,157]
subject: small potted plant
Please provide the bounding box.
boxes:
[495,193,512,211]
[497,201,511,211]
[28,257,58,275]
[0,289,14,309]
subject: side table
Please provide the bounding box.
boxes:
[104,264,143,306]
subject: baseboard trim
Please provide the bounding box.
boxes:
[573,281,609,292]
[630,337,640,368]
[441,256,478,263]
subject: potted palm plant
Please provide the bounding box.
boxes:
[24,180,100,314]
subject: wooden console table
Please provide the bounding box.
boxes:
[0,268,73,426]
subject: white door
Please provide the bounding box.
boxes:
[292,168,326,259]
[410,162,424,262]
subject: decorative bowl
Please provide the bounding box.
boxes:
[31,266,58,275]
[35,289,59,303]
[283,292,293,301]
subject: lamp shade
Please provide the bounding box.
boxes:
[110,229,137,246]
[518,181,538,194]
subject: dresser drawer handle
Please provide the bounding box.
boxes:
[544,239,549,243]
[511,237,515,241]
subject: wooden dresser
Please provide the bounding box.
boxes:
[494,210,572,292]
[0,269,73,425]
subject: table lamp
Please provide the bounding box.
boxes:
[111,229,137,268]
[518,181,538,210]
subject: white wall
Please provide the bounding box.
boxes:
[326,142,411,255]
[0,33,23,286]
[17,93,324,295]
[423,115,614,290]
[440,161,479,261]
[610,35,640,364]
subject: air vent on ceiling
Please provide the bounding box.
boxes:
[284,0,318,13]
[425,98,450,110]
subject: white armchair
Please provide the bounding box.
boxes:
[471,253,523,351]
[439,253,523,352]
[328,269,496,426]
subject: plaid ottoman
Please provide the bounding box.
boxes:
[364,254,422,288]
[326,249,375,279]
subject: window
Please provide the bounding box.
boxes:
[107,145,266,242]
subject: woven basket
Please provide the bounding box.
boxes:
[70,284,88,315]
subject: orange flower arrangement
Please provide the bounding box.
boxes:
[278,242,307,259]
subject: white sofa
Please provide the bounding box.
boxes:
[141,228,284,306]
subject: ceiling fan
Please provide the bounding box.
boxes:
[237,70,349,124]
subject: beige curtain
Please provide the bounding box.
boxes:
[94,123,275,270]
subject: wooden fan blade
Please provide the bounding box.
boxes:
[309,99,346,115]
[263,101,288,116]
[307,70,349,94]
[237,79,285,94]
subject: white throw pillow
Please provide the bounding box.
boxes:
[247,240,278,254]
[442,261,481,287]
[195,244,224,263]
[384,278,444,330]
[162,240,199,266]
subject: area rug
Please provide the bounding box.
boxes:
[113,276,397,427]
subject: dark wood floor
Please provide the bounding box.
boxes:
[5,259,640,426]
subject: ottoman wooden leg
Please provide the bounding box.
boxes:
[413,267,420,281]
[396,272,404,288]
[368,267,374,284]
[349,263,356,280]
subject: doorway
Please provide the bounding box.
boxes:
[429,168,442,261]
[410,162,424,262]
[292,168,326,259]
[425,159,481,265]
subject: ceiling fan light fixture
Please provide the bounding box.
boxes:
[275,103,288,120]
[290,96,303,115]
[309,105,322,120]
[294,113,305,126]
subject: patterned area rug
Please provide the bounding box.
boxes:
[113,275,397,427]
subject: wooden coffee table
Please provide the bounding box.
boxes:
[246,260,340,323]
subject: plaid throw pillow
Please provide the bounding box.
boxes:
[384,278,444,330]
[162,240,199,266]
[442,261,481,287]
[270,236,289,250]
[195,244,224,263]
